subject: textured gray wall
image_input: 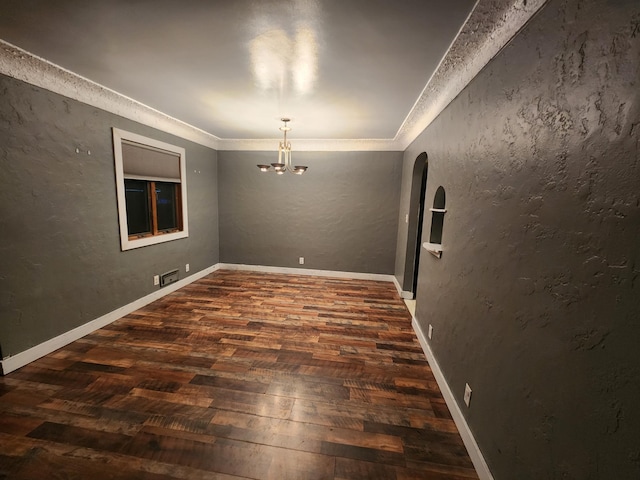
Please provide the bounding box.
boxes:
[218,151,402,274]
[396,0,640,478]
[0,75,219,358]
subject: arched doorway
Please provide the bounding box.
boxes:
[402,152,428,298]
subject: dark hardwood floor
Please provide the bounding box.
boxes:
[0,270,478,479]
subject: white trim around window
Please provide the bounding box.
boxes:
[113,128,189,251]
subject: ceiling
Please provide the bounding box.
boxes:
[0,0,545,150]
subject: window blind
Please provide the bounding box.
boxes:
[122,141,181,183]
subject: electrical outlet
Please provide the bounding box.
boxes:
[428,324,433,340]
[464,383,472,407]
[185,263,190,272]
[405,213,409,224]
[153,275,160,286]
[299,257,304,265]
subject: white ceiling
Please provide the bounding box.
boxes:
[0,0,546,150]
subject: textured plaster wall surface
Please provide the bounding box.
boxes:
[398,0,640,478]
[218,151,402,274]
[0,75,219,358]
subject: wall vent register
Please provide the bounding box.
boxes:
[160,269,179,287]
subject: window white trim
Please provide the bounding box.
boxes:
[113,128,189,251]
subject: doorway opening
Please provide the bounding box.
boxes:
[402,152,428,299]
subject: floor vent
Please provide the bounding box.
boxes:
[160,269,179,287]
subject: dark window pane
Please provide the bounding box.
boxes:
[125,179,151,235]
[155,182,178,231]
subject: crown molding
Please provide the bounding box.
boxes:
[394,0,548,150]
[0,0,547,153]
[0,40,220,150]
[216,138,402,152]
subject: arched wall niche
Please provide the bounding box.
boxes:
[429,186,446,244]
[423,186,446,258]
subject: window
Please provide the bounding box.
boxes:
[113,128,188,251]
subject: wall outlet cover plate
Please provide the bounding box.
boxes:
[464,383,472,407]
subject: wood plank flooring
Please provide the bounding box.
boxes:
[0,270,478,479]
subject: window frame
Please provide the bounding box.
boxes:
[113,128,189,251]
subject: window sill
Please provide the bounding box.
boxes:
[122,230,188,251]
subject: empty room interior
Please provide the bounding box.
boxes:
[1,0,639,479]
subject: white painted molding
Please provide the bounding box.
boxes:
[217,263,396,283]
[412,316,494,480]
[0,264,221,375]
[394,0,548,150]
[112,128,189,251]
[0,40,220,150]
[216,138,403,152]
[391,278,416,300]
[391,276,403,297]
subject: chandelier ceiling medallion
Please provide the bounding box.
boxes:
[257,118,308,175]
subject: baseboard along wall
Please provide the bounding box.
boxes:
[0,264,221,375]
[412,316,494,480]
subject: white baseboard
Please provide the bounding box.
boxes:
[391,276,402,297]
[412,316,494,480]
[389,275,413,300]
[0,264,220,375]
[217,263,396,284]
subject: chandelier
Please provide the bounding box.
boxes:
[257,118,308,175]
